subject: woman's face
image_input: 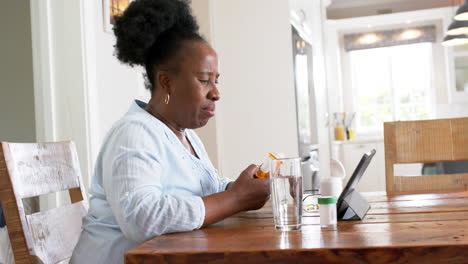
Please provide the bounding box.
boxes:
[166,41,220,129]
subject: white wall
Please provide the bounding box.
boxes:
[210,0,299,179]
[0,1,36,142]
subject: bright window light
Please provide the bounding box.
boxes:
[349,43,433,135]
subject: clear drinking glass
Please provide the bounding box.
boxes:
[270,157,303,231]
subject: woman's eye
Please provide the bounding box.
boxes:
[198,79,219,85]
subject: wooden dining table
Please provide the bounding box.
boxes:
[125,191,468,263]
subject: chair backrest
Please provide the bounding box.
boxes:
[384,118,468,194]
[0,141,88,264]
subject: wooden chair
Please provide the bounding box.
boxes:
[384,117,468,194]
[0,141,88,264]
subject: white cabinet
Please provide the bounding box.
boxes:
[334,139,385,192]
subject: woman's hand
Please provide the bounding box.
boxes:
[227,164,270,211]
[201,164,270,227]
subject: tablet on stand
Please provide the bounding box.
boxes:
[337,149,376,221]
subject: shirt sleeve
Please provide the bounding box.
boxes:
[102,122,205,244]
[218,176,233,191]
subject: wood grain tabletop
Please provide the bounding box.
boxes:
[125,191,468,264]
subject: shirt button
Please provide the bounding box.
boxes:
[124,192,129,197]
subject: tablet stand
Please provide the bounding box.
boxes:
[337,188,370,220]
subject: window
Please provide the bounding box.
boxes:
[349,43,434,135]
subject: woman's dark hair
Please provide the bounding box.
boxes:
[113,0,204,92]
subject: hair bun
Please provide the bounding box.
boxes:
[113,0,198,66]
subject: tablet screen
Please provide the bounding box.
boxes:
[337,149,376,207]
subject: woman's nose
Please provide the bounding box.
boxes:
[209,85,220,101]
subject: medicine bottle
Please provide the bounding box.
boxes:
[318,196,337,231]
[255,153,284,178]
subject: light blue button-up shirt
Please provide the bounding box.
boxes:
[71,100,231,264]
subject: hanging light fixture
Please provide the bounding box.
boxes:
[440,0,468,46]
[442,34,468,46]
[455,0,468,21]
[447,20,468,35]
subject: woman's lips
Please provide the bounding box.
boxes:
[203,106,216,117]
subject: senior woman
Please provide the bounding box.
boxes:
[71,0,270,263]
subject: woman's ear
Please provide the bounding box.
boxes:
[156,70,173,95]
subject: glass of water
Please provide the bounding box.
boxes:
[269,157,303,231]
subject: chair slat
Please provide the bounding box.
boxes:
[2,142,82,198]
[26,201,88,264]
[394,174,468,193]
[395,119,453,163]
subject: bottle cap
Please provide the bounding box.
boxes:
[318,196,338,204]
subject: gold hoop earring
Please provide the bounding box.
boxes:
[164,94,170,105]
